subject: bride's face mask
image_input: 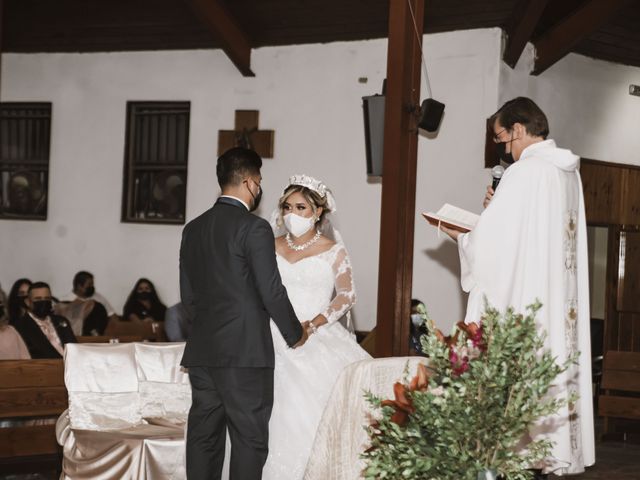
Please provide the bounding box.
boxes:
[282,191,321,238]
[284,213,315,238]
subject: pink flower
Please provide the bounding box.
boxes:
[449,347,470,376]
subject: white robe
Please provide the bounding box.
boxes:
[457,139,595,475]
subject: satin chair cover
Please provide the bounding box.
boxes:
[135,342,191,426]
[303,357,424,480]
[58,343,190,479]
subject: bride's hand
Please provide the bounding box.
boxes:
[307,314,328,335]
[301,321,315,336]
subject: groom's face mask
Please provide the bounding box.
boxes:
[245,177,263,212]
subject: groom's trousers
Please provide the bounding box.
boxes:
[186,366,274,480]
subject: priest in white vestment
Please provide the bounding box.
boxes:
[441,97,595,476]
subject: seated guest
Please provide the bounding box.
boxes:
[8,278,32,326]
[409,299,429,356]
[0,285,30,360]
[164,302,193,342]
[15,282,77,359]
[123,278,167,324]
[58,271,116,335]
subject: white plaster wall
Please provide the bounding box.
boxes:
[412,29,502,330]
[0,28,502,331]
[499,42,640,166]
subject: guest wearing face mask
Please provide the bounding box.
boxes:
[60,271,118,319]
[14,281,77,359]
[8,278,32,326]
[409,299,429,356]
[123,278,167,324]
[57,271,112,336]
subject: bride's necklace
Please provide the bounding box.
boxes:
[286,230,321,251]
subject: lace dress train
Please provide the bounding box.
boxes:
[263,244,371,479]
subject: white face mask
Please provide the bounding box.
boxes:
[410,313,423,327]
[284,213,315,238]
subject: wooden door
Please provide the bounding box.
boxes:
[606,229,640,352]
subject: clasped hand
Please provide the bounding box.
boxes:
[292,314,328,348]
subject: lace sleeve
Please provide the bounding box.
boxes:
[322,245,356,324]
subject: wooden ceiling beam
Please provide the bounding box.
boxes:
[532,0,634,75]
[184,0,254,77]
[502,0,550,68]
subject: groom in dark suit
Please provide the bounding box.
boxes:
[180,147,308,479]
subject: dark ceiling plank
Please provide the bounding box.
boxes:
[183,0,254,76]
[533,0,634,75]
[502,0,550,68]
[0,0,3,101]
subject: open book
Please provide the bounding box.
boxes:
[422,203,479,233]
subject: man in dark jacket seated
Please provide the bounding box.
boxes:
[15,281,77,359]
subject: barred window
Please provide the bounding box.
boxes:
[0,103,52,220]
[122,101,190,224]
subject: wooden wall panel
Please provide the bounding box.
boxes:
[621,168,640,225]
[580,160,624,224]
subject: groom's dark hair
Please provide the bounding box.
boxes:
[216,147,263,188]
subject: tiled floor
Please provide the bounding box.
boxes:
[550,440,640,479]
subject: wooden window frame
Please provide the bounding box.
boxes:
[0,102,52,221]
[121,101,190,225]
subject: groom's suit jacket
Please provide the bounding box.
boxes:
[180,196,303,368]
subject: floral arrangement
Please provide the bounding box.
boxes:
[362,302,575,480]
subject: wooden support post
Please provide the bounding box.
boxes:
[375,0,424,357]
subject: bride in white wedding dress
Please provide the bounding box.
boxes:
[262,174,371,480]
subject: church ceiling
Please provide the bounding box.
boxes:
[3,0,639,70]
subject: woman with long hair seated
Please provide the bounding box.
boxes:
[119,279,167,342]
[0,285,30,359]
[8,278,31,327]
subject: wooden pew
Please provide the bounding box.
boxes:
[0,359,66,475]
[104,318,167,342]
[77,335,144,343]
[598,351,640,439]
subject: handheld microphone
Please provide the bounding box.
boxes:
[491,165,505,190]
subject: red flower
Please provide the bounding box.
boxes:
[457,321,486,351]
[435,328,460,347]
[380,364,431,426]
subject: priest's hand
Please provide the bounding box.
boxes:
[439,225,462,242]
[483,186,495,208]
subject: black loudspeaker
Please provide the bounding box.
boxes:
[362,94,385,176]
[418,98,445,132]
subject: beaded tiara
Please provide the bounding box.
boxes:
[286,174,336,211]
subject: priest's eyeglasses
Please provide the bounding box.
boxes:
[492,128,508,143]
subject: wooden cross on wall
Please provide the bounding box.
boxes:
[218,110,275,158]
